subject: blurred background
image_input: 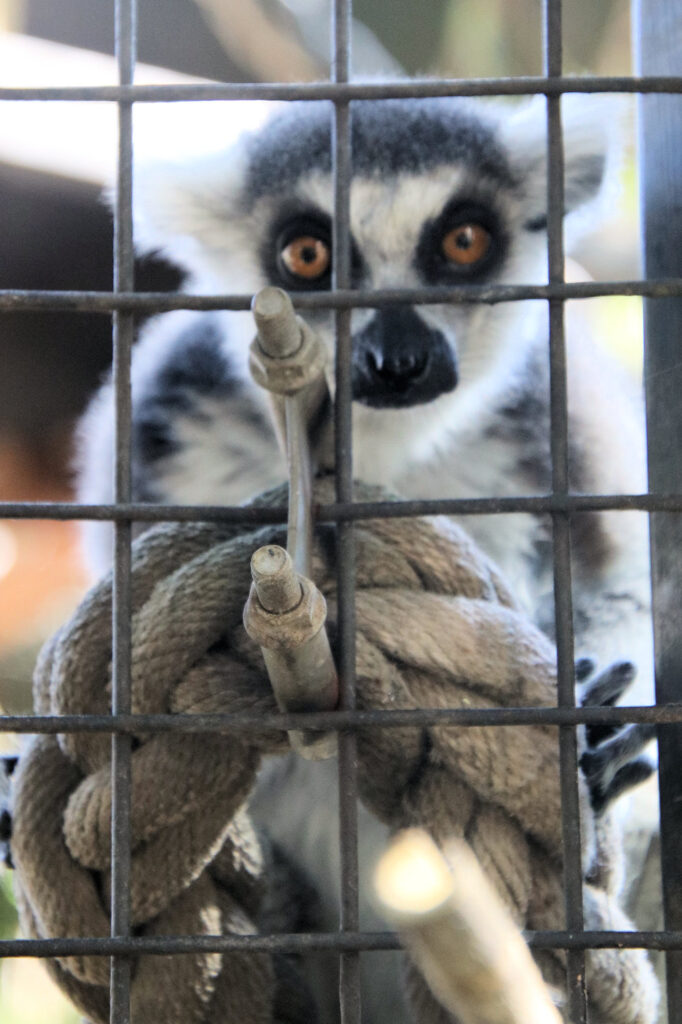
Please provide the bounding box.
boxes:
[0,0,642,1020]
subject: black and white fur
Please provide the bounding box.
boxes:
[78,96,655,1023]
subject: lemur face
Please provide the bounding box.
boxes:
[134,97,613,475]
[242,101,549,429]
[262,169,506,411]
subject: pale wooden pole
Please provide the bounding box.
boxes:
[374,830,563,1024]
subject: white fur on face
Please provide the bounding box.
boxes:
[159,164,551,481]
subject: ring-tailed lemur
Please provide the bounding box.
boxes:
[77,96,656,1022]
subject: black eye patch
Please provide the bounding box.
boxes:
[414,199,507,284]
[263,208,365,291]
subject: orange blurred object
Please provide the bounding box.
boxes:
[0,437,88,652]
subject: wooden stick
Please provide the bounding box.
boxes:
[192,0,323,83]
[374,829,563,1024]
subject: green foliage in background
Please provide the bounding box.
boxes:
[0,870,18,938]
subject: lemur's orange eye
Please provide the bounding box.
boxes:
[441,223,491,266]
[280,236,330,279]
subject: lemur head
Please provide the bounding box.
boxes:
[135,96,618,479]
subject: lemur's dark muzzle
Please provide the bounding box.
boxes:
[351,307,458,408]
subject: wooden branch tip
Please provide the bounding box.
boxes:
[374,828,455,921]
[374,829,563,1024]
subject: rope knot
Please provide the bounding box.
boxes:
[8,480,658,1023]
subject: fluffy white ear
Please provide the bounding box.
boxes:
[131,142,250,267]
[500,94,624,241]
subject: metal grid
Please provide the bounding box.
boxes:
[0,1,681,1023]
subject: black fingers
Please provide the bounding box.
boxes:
[589,757,656,816]
[581,659,636,709]
[0,755,17,869]
[581,660,637,747]
[575,656,597,683]
[0,807,11,870]
[581,722,657,814]
[576,658,656,815]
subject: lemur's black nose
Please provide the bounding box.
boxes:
[366,347,429,391]
[352,307,458,408]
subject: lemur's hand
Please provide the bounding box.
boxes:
[576,658,656,815]
[0,755,17,869]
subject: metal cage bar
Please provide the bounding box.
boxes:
[5,492,682,523]
[1,703,682,735]
[1,74,682,102]
[2,277,682,313]
[542,1,587,1020]
[1,1,682,1022]
[110,1,136,1022]
[331,1,362,1021]
[635,0,682,1017]
[3,927,682,958]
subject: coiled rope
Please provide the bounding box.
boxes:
[9,480,658,1024]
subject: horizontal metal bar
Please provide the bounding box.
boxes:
[0,502,287,522]
[0,75,681,104]
[1,930,681,959]
[1,492,682,523]
[0,933,397,959]
[0,279,681,315]
[323,493,682,517]
[0,704,678,735]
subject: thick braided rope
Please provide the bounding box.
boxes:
[10,481,658,1024]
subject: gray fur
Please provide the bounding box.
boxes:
[242,99,518,204]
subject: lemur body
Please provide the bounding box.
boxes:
[78,97,654,1022]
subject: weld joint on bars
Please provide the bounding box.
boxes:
[0,75,682,103]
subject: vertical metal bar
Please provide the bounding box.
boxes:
[111,1,136,1022]
[331,1,361,1023]
[634,1,682,1017]
[542,2,587,1021]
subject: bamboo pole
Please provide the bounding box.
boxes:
[374,829,563,1024]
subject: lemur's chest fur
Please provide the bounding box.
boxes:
[124,311,574,632]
